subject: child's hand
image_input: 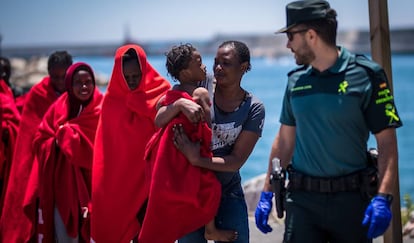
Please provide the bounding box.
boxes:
[173,124,201,165]
[177,98,205,123]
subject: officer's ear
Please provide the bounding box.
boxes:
[307,29,319,42]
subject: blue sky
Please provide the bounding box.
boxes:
[1,0,413,47]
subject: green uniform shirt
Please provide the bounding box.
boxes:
[280,47,402,177]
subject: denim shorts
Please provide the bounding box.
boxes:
[178,189,249,243]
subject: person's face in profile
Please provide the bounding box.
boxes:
[186,51,207,83]
[72,70,94,102]
[49,65,69,93]
[123,59,142,90]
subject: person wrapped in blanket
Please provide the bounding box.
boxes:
[91,44,171,242]
[28,62,103,242]
[0,74,20,217]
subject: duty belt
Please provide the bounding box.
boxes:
[287,166,377,193]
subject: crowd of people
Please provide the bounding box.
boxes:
[0,0,405,243]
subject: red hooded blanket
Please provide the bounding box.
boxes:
[0,92,20,216]
[91,44,171,243]
[0,76,61,242]
[138,90,221,243]
[25,62,103,243]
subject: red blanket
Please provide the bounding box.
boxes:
[0,93,20,216]
[91,44,171,242]
[138,90,221,243]
[0,77,60,242]
[15,93,28,114]
[24,88,103,243]
[0,78,27,114]
[0,79,14,99]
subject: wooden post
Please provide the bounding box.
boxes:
[368,0,402,242]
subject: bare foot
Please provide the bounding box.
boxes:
[204,228,238,242]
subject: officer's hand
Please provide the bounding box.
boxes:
[255,191,273,234]
[362,195,392,239]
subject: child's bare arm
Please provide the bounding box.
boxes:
[155,97,205,128]
[192,87,211,126]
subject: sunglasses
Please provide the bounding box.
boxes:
[286,29,309,41]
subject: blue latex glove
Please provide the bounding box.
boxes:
[255,191,274,234]
[362,195,392,239]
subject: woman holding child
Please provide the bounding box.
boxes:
[157,40,265,243]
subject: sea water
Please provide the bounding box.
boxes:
[75,54,414,203]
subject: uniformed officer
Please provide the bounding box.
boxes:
[255,1,402,242]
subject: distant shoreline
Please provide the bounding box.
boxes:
[2,28,414,59]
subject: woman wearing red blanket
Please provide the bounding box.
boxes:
[0,90,20,216]
[29,62,103,242]
[91,44,171,242]
[0,60,21,216]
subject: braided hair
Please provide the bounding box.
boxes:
[165,43,196,82]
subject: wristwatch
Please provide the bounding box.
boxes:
[377,193,393,204]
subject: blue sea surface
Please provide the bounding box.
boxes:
[74,54,414,204]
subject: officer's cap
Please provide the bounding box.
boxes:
[276,0,331,33]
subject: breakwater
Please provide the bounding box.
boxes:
[2,28,414,59]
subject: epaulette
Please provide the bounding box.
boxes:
[287,65,309,77]
[352,54,390,87]
[353,54,383,75]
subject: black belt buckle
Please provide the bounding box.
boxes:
[319,179,332,193]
